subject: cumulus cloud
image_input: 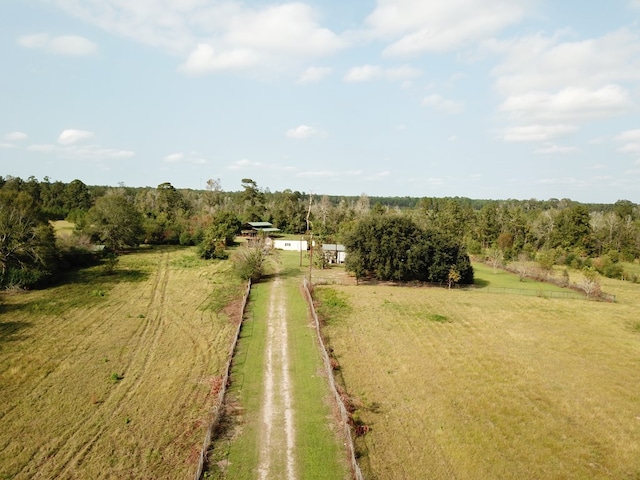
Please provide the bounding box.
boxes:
[51,1,344,74]
[344,65,382,82]
[364,0,531,56]
[5,131,28,141]
[298,66,332,83]
[285,125,326,139]
[500,85,632,123]
[180,44,259,74]
[296,169,365,178]
[28,143,133,159]
[614,129,640,155]
[18,33,97,56]
[26,129,133,160]
[534,144,580,155]
[500,124,578,142]
[344,64,420,82]
[163,152,207,164]
[58,129,95,145]
[228,158,264,170]
[615,129,640,142]
[422,94,464,114]
[492,28,640,142]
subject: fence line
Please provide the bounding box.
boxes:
[193,279,252,480]
[477,286,585,300]
[303,278,365,480]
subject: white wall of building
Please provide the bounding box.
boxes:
[273,239,308,251]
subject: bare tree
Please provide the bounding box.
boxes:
[487,247,503,273]
[576,268,601,299]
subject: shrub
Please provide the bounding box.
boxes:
[232,241,273,281]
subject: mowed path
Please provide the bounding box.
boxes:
[207,254,349,479]
[257,276,295,479]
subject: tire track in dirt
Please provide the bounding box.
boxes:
[257,276,296,480]
[6,264,158,479]
[50,251,172,478]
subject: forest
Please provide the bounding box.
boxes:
[1,174,638,289]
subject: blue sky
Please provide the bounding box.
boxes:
[1,0,640,202]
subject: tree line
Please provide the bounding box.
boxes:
[1,174,639,289]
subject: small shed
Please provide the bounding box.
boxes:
[322,244,346,264]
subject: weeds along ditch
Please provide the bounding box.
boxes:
[313,269,640,480]
[0,245,245,480]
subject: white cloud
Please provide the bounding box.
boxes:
[384,65,421,81]
[18,33,97,56]
[422,94,464,114]
[285,124,326,139]
[493,28,640,144]
[615,129,640,142]
[500,124,578,142]
[296,169,365,178]
[228,158,264,170]
[614,129,640,156]
[534,144,579,155]
[344,65,383,82]
[28,143,133,159]
[163,152,207,164]
[492,29,640,95]
[344,64,421,82]
[0,143,17,149]
[617,143,640,154]
[5,131,28,141]
[27,144,56,153]
[27,130,133,160]
[364,171,391,181]
[180,44,259,74]
[60,145,134,159]
[298,66,332,83]
[58,129,95,145]
[500,85,632,123]
[51,1,344,74]
[365,0,531,56]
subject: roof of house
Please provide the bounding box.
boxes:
[245,222,274,228]
[321,244,346,251]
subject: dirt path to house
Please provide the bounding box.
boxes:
[257,275,296,480]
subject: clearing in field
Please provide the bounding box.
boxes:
[315,266,640,479]
[0,246,244,479]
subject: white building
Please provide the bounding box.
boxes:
[273,239,308,251]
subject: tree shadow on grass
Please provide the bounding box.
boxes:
[473,277,491,288]
[0,317,33,345]
[53,263,150,288]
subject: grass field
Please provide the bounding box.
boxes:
[315,267,640,479]
[205,251,350,479]
[0,246,244,479]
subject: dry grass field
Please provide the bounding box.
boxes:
[316,267,640,480]
[0,246,243,479]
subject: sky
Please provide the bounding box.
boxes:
[1,0,640,203]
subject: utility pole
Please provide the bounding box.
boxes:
[308,233,313,283]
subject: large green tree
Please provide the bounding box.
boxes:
[84,192,143,251]
[0,190,58,287]
[344,214,473,284]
